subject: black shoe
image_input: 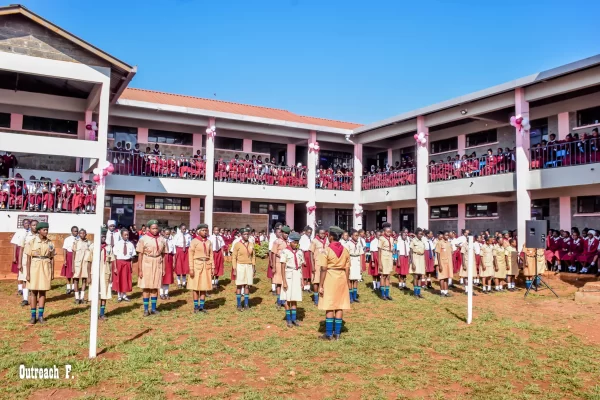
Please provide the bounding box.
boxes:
[244,305,250,310]
[445,293,452,297]
[386,296,393,301]
[21,300,29,306]
[143,310,150,317]
[292,320,301,327]
[237,306,243,312]
[29,317,36,325]
[319,334,332,341]
[416,294,424,299]
[37,316,45,324]
[99,315,108,321]
[353,299,360,303]
[286,321,293,328]
[198,308,208,314]
[151,310,160,316]
[332,334,341,341]
[193,307,199,314]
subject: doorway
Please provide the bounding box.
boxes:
[399,208,415,232]
[106,195,135,228]
[375,209,388,230]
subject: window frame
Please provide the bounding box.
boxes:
[531,199,550,220]
[145,196,191,211]
[430,137,458,154]
[466,202,498,218]
[22,115,78,135]
[577,196,600,214]
[577,106,600,127]
[214,200,242,213]
[465,129,498,148]
[0,112,10,128]
[335,209,353,232]
[430,205,459,219]
[214,136,243,151]
[148,129,193,146]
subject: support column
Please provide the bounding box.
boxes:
[242,200,251,214]
[559,197,571,230]
[514,88,531,245]
[458,134,466,155]
[190,198,201,228]
[416,116,429,230]
[387,148,393,166]
[133,194,145,225]
[558,112,570,140]
[243,138,252,153]
[193,133,203,157]
[286,203,295,229]
[386,205,392,225]
[138,127,149,144]
[204,118,216,231]
[287,143,296,166]
[353,143,363,230]
[457,203,466,232]
[306,131,317,230]
[9,113,23,130]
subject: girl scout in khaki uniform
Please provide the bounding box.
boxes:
[520,245,545,290]
[188,224,214,313]
[137,220,166,316]
[319,226,350,341]
[280,232,304,328]
[493,238,507,292]
[232,228,255,311]
[504,239,519,292]
[98,228,114,320]
[25,222,55,324]
[309,228,328,306]
[409,229,426,299]
[378,223,394,301]
[72,229,93,305]
[435,231,453,297]
[19,220,38,307]
[480,237,495,294]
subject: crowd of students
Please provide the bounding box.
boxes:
[530,130,600,169]
[429,148,516,182]
[215,155,308,187]
[361,159,416,190]
[316,166,353,190]
[0,174,97,213]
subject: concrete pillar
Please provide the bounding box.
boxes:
[193,133,203,156]
[138,127,149,144]
[243,138,252,153]
[242,200,251,214]
[559,197,571,230]
[10,113,23,130]
[558,112,570,140]
[353,143,363,230]
[387,148,393,166]
[386,205,392,225]
[416,116,429,230]
[514,88,531,245]
[133,194,145,224]
[306,131,318,230]
[287,143,296,166]
[457,203,466,232]
[286,203,295,229]
[190,198,201,228]
[457,134,466,155]
[204,118,216,231]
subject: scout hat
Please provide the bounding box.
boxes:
[197,223,209,229]
[101,227,108,235]
[281,225,291,234]
[147,219,159,227]
[37,222,49,230]
[289,232,301,241]
[329,226,344,235]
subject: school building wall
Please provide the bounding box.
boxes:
[132,209,269,232]
[428,201,518,234]
[315,208,336,230]
[571,198,600,230]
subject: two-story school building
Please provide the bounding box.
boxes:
[1,5,600,277]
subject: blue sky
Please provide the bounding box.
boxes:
[22,0,600,124]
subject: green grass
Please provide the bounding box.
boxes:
[0,258,598,400]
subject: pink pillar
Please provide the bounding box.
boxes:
[190,198,201,228]
[193,133,203,156]
[386,205,392,225]
[387,148,393,166]
[286,203,295,229]
[77,121,86,139]
[10,113,23,130]
[243,138,252,153]
[138,127,149,144]
[416,116,429,229]
[559,197,571,230]
[515,88,531,244]
[133,194,145,224]
[457,134,466,155]
[242,200,251,214]
[558,112,570,140]
[353,143,363,229]
[306,131,317,230]
[457,203,466,232]
[287,143,296,166]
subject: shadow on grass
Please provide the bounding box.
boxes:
[158,299,186,312]
[248,296,263,307]
[46,292,73,303]
[444,306,466,323]
[206,297,226,310]
[109,303,140,317]
[46,305,88,320]
[98,328,152,357]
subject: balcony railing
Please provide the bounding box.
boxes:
[316,173,353,191]
[0,178,97,213]
[108,150,206,180]
[530,138,599,170]
[215,162,308,187]
[361,168,416,190]
[428,155,515,182]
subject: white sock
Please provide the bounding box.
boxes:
[23,288,29,300]
[177,277,181,285]
[271,283,276,291]
[75,291,80,300]
[80,290,85,300]
[159,287,164,296]
[183,276,187,284]
[18,284,23,291]
[459,278,464,284]
[487,285,492,291]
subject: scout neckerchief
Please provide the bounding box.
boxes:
[146,231,160,252]
[242,240,252,258]
[286,246,300,270]
[329,241,344,258]
[383,234,392,252]
[316,235,326,247]
[401,237,408,255]
[198,236,209,255]
[101,243,107,261]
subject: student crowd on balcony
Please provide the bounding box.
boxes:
[530,129,599,169]
[429,148,515,182]
[362,158,416,190]
[0,175,96,213]
[316,165,353,190]
[215,154,308,187]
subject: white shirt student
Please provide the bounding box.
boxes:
[173,231,191,248]
[209,233,225,252]
[299,234,312,252]
[370,236,379,252]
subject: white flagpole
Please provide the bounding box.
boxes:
[89,179,106,358]
[467,235,473,324]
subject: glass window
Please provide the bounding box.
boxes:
[214,200,242,213]
[251,202,269,214]
[530,119,548,147]
[577,196,600,214]
[466,202,498,218]
[318,150,354,170]
[22,115,78,134]
[0,112,10,128]
[531,199,550,220]
[108,126,138,148]
[335,209,353,232]
[214,137,243,150]
[145,196,191,211]
[577,106,600,126]
[430,137,458,154]
[430,205,458,219]
[148,129,193,146]
[466,129,498,148]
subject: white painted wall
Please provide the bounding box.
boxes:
[427,173,516,199]
[215,182,311,202]
[361,185,416,205]
[315,189,355,204]
[106,175,211,196]
[527,164,600,190]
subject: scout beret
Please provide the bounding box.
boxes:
[329,226,344,235]
[502,230,509,234]
[147,220,159,227]
[101,227,108,235]
[289,232,301,241]
[197,223,209,229]
[241,228,250,233]
[37,222,49,230]
[281,226,291,234]
[382,222,392,229]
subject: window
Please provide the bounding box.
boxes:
[250,202,285,214]
[530,118,548,147]
[466,129,497,148]
[214,137,243,150]
[319,150,354,170]
[577,196,600,214]
[148,129,193,146]
[0,113,10,128]
[466,202,498,218]
[430,137,458,154]
[214,200,242,213]
[105,195,134,207]
[335,209,353,232]
[108,126,138,147]
[22,115,78,134]
[145,196,191,211]
[430,205,458,219]
[531,199,550,220]
[577,106,600,126]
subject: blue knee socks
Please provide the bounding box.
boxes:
[38,307,44,319]
[30,308,35,319]
[193,299,199,310]
[334,318,342,335]
[384,286,390,297]
[414,285,421,296]
[286,310,291,322]
[525,280,532,289]
[199,299,205,310]
[143,298,149,312]
[244,294,249,307]
[151,297,157,312]
[100,305,105,316]
[325,318,334,336]
[236,294,241,307]
[313,292,318,305]
[291,309,297,322]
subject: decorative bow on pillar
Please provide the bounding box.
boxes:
[306,203,317,215]
[413,132,428,147]
[206,125,216,140]
[354,204,363,218]
[308,141,320,153]
[92,160,114,185]
[510,115,531,136]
